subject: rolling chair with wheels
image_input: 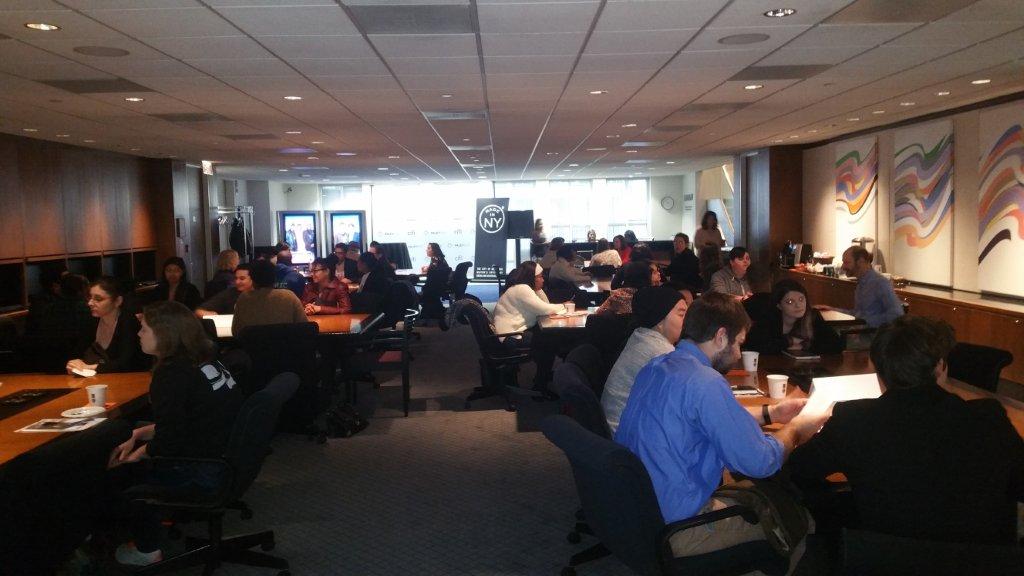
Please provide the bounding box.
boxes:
[947,342,1013,393]
[128,372,300,576]
[458,299,531,411]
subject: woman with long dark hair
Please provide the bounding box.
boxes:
[421,243,449,273]
[745,279,844,355]
[613,234,632,264]
[153,256,202,311]
[66,277,147,374]
[694,210,726,249]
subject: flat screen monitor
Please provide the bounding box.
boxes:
[506,210,534,239]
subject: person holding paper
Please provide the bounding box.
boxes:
[745,280,844,356]
[615,293,828,559]
[816,246,902,328]
[787,317,1024,545]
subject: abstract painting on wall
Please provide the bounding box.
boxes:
[978,103,1024,298]
[892,121,954,286]
[835,136,878,256]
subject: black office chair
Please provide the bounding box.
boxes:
[129,372,299,576]
[369,308,419,416]
[458,298,531,411]
[947,342,1013,393]
[542,415,786,576]
[545,278,577,304]
[446,261,473,303]
[563,343,608,399]
[237,322,319,433]
[841,528,1024,576]
[585,312,635,370]
[420,265,452,320]
[584,264,617,280]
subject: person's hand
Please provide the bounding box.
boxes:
[813,304,834,312]
[108,436,137,468]
[768,398,807,424]
[786,410,831,444]
[788,336,804,350]
[66,359,87,373]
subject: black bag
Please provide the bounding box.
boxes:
[309,402,369,442]
[713,479,810,557]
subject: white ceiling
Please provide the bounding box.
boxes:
[0,0,1022,184]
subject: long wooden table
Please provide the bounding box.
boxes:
[206,313,371,338]
[729,351,1024,437]
[537,309,595,330]
[0,372,152,466]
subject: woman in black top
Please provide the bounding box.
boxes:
[109,300,242,566]
[66,277,147,374]
[152,256,202,310]
[745,279,844,355]
[421,242,449,273]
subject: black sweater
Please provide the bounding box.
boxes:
[78,312,149,373]
[744,308,844,356]
[146,358,243,459]
[152,281,202,311]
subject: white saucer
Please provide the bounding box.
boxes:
[61,405,106,418]
[71,368,97,378]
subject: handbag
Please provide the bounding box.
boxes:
[712,479,810,557]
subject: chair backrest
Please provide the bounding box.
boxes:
[585,312,636,369]
[236,322,319,391]
[553,362,612,440]
[423,265,452,291]
[200,317,219,340]
[564,343,608,397]
[587,264,617,280]
[947,342,1013,393]
[841,528,1024,576]
[455,299,497,351]
[449,261,472,299]
[542,415,666,576]
[544,278,576,304]
[226,372,300,499]
[384,280,420,327]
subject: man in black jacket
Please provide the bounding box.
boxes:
[787,316,1024,545]
[665,232,701,292]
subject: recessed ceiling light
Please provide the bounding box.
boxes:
[388,155,400,159]
[401,178,409,181]
[899,101,915,106]
[56,134,70,138]
[621,123,637,128]
[130,148,140,151]
[311,141,324,144]
[478,176,487,179]
[626,150,638,153]
[847,117,859,122]
[586,147,606,151]
[936,91,950,96]
[744,84,764,90]
[462,138,471,142]
[808,129,818,134]
[306,156,318,160]
[283,96,303,101]
[546,152,559,156]
[389,173,398,176]
[285,131,302,135]
[441,94,453,98]
[589,90,608,95]
[569,163,579,167]
[763,8,796,18]
[377,167,388,171]
[563,169,573,172]
[124,97,144,102]
[607,134,620,139]
[872,110,885,114]
[774,139,784,143]
[301,174,310,178]
[25,22,61,31]
[336,152,356,156]
[666,161,675,165]
[789,135,799,138]
[971,78,991,85]
[84,139,95,143]
[22,128,38,132]
[279,169,289,172]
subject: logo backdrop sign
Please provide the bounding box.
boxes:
[474,198,508,280]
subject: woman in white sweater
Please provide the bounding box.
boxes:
[493,261,565,335]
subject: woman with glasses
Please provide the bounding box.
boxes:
[66,276,148,374]
[745,279,844,355]
[302,257,352,315]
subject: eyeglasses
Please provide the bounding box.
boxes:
[783,297,806,305]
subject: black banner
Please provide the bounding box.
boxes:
[474,198,508,280]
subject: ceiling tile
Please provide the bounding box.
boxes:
[787,23,918,47]
[599,0,728,31]
[481,32,585,56]
[586,29,698,54]
[478,2,600,34]
[759,46,866,66]
[944,0,1024,22]
[576,52,674,72]
[387,57,479,75]
[214,5,358,36]
[484,55,575,74]
[710,0,855,28]
[827,0,977,24]
[370,34,477,58]
[86,8,242,38]
[887,20,1022,47]
[147,36,272,60]
[257,35,373,59]
[0,9,122,40]
[288,58,389,76]
[187,57,296,77]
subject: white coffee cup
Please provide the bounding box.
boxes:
[86,384,108,407]
[767,374,789,399]
[564,302,576,314]
[741,351,759,372]
[350,319,362,334]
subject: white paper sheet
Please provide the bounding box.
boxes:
[803,373,881,416]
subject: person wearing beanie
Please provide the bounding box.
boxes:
[600,286,687,433]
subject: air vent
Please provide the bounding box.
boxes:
[622,141,665,148]
[151,112,230,123]
[223,133,278,141]
[347,4,473,34]
[826,0,971,23]
[424,110,487,121]
[450,145,492,151]
[730,65,830,81]
[41,78,154,94]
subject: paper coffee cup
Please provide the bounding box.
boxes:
[564,302,576,314]
[86,384,108,407]
[350,319,362,334]
[741,351,759,372]
[767,375,788,399]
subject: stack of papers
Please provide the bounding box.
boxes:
[803,373,881,416]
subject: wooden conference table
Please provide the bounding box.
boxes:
[205,313,371,339]
[0,371,152,466]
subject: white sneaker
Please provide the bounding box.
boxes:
[115,542,163,566]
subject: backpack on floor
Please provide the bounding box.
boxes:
[309,401,369,443]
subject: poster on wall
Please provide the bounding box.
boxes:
[474,198,509,280]
[892,121,954,286]
[977,103,1024,298]
[326,211,365,251]
[277,211,319,265]
[835,136,878,256]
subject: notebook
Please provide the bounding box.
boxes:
[783,349,821,361]
[803,373,881,417]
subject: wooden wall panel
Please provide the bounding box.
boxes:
[743,151,770,262]
[61,148,104,253]
[0,138,25,259]
[18,140,65,256]
[101,158,132,251]
[130,160,156,248]
[768,147,803,261]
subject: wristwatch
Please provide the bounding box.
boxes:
[762,404,772,425]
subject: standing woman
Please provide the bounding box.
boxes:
[108,301,242,566]
[153,257,202,311]
[67,277,147,374]
[421,242,449,274]
[302,257,352,315]
[530,218,547,259]
[745,279,844,355]
[613,234,632,264]
[694,210,727,249]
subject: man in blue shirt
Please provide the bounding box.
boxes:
[819,246,903,327]
[616,292,827,558]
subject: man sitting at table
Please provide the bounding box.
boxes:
[272,243,306,299]
[539,237,564,270]
[787,316,1024,545]
[616,292,825,559]
[816,246,903,328]
[195,263,254,317]
[549,246,593,288]
[231,261,306,336]
[708,246,752,299]
[601,286,686,433]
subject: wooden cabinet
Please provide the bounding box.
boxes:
[61,148,104,253]
[18,141,65,256]
[101,159,132,251]
[0,139,24,260]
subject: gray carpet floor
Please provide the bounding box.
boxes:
[157,322,631,576]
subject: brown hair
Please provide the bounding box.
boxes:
[682,292,751,345]
[870,316,955,389]
[507,261,541,289]
[215,249,239,271]
[845,246,872,264]
[142,301,215,365]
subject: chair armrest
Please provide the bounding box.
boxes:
[660,505,759,550]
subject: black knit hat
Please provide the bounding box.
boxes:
[632,286,683,328]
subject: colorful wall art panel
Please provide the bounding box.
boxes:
[835,136,878,255]
[892,121,954,286]
[978,103,1024,298]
